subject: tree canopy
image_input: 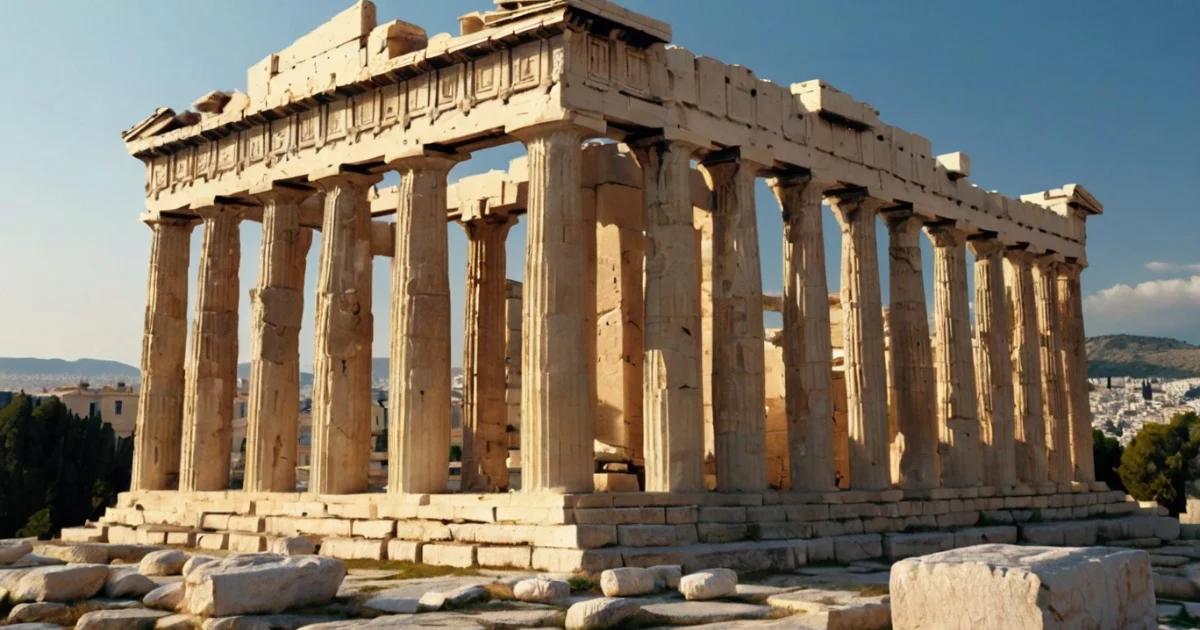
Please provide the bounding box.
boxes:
[0,394,132,538]
[1117,411,1200,515]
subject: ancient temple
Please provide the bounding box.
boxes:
[83,0,1143,572]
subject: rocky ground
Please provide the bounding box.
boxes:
[0,537,1198,629]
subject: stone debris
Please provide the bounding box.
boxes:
[155,613,198,630]
[415,591,446,613]
[7,602,72,625]
[599,567,655,597]
[442,584,488,608]
[564,597,642,630]
[512,577,570,603]
[473,608,563,629]
[679,569,737,601]
[5,624,68,630]
[142,550,192,576]
[363,595,419,615]
[36,543,109,565]
[891,544,1156,629]
[10,564,109,602]
[183,556,221,577]
[145,582,186,611]
[105,568,160,598]
[0,539,34,565]
[76,609,171,630]
[183,554,345,617]
[270,537,316,556]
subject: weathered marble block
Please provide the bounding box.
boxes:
[890,544,1155,629]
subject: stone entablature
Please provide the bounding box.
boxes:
[122,0,1094,260]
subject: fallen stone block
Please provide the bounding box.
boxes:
[648,564,682,589]
[7,602,73,625]
[183,554,345,617]
[0,539,33,565]
[679,568,737,601]
[269,537,316,557]
[144,582,185,611]
[153,613,197,630]
[600,567,655,597]
[10,564,109,602]
[76,609,170,630]
[640,601,772,625]
[104,568,158,598]
[141,550,191,576]
[891,544,1155,629]
[883,532,954,560]
[36,544,108,565]
[565,597,641,629]
[512,577,569,603]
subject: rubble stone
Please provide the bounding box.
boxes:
[679,568,737,601]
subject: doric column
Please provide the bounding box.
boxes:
[179,205,241,492]
[132,218,194,491]
[387,154,457,495]
[700,149,768,492]
[244,188,314,493]
[882,211,938,490]
[926,223,981,488]
[969,237,1016,488]
[310,170,380,495]
[1034,254,1071,484]
[1058,261,1095,482]
[460,213,516,492]
[631,137,705,492]
[827,189,891,490]
[768,174,835,492]
[1005,248,1047,484]
[512,122,594,493]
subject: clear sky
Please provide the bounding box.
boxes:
[1,0,1197,370]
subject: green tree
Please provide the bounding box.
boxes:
[449,445,462,462]
[0,394,133,538]
[1092,429,1125,493]
[1117,411,1200,515]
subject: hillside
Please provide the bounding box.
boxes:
[1087,334,1200,379]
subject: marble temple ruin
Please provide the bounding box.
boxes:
[84,0,1144,572]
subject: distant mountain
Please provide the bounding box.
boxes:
[1087,334,1200,379]
[0,357,139,377]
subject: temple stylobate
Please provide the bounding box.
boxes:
[106,0,1122,572]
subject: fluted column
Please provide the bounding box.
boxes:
[1005,248,1047,484]
[460,213,516,492]
[700,150,767,492]
[387,155,457,495]
[769,174,835,492]
[631,137,704,492]
[132,218,194,491]
[1058,261,1095,482]
[926,224,981,488]
[969,237,1016,488]
[179,205,241,492]
[1034,255,1071,484]
[882,212,938,490]
[512,122,594,493]
[827,190,890,490]
[310,171,380,496]
[244,188,314,493]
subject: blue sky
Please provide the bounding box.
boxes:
[0,0,1197,369]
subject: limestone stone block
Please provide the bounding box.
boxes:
[891,545,1156,629]
[1156,516,1182,542]
[226,517,264,533]
[679,568,737,601]
[7,602,72,625]
[593,473,639,493]
[35,543,108,565]
[936,152,971,179]
[144,582,184,611]
[60,528,106,544]
[76,609,170,630]
[141,550,191,576]
[155,613,198,630]
[617,525,676,547]
[350,520,395,539]
[362,594,418,615]
[104,569,158,598]
[834,534,884,564]
[183,555,345,617]
[531,548,623,573]
[883,532,955,560]
[269,537,316,556]
[318,538,384,561]
[565,597,641,630]
[475,546,531,569]
[10,565,109,602]
[197,534,227,551]
[227,535,265,554]
[423,545,475,568]
[666,507,699,525]
[513,577,569,603]
[392,521,451,542]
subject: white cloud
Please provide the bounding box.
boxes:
[1145,261,1200,273]
[1084,275,1200,342]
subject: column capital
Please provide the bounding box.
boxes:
[309,167,384,191]
[141,212,197,230]
[250,184,315,205]
[460,211,517,232]
[626,129,706,155]
[1034,252,1065,269]
[1058,259,1086,275]
[385,146,465,173]
[881,208,925,232]
[966,235,1006,258]
[699,146,772,176]
[193,204,245,222]
[924,221,968,248]
[507,119,601,146]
